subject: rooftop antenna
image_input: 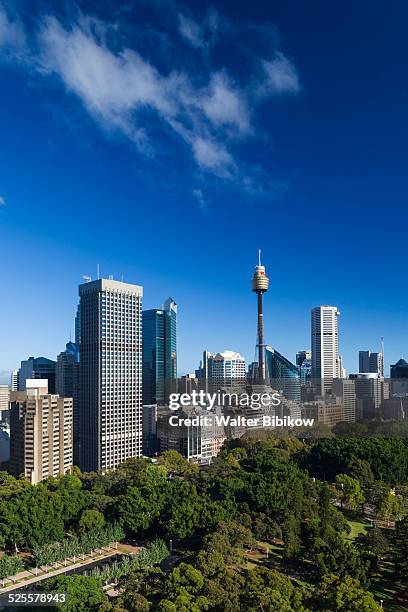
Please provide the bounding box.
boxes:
[381,337,385,377]
[97,264,100,280]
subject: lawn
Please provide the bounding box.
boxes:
[345,518,369,541]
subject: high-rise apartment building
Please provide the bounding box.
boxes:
[359,351,383,376]
[208,351,246,387]
[78,278,143,472]
[142,298,177,405]
[311,306,341,394]
[18,357,56,393]
[10,380,73,484]
[10,370,19,391]
[0,385,9,419]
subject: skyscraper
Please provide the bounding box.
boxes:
[75,304,81,348]
[332,379,357,422]
[56,341,80,465]
[208,351,246,387]
[266,347,301,401]
[142,298,177,405]
[18,357,56,393]
[56,341,80,397]
[311,306,341,394]
[78,278,143,472]
[10,370,19,391]
[359,351,383,376]
[296,350,311,367]
[10,380,73,484]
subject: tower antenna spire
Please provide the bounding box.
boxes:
[258,249,261,266]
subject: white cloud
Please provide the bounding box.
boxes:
[0,195,5,205]
[258,52,300,97]
[36,16,240,174]
[190,136,233,175]
[0,4,301,189]
[199,72,250,134]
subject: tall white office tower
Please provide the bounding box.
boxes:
[10,370,19,391]
[311,306,341,395]
[78,278,143,472]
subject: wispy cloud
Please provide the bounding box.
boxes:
[0,4,25,58]
[0,195,5,205]
[192,188,206,210]
[178,8,223,50]
[0,1,301,196]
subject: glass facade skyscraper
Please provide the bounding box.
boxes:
[142,298,177,405]
[266,346,301,401]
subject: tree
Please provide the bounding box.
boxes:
[283,513,301,559]
[115,487,152,536]
[392,516,408,576]
[203,567,244,612]
[348,458,374,491]
[336,474,365,512]
[158,451,198,476]
[159,564,209,612]
[79,509,105,532]
[46,575,108,611]
[356,528,390,571]
[308,533,370,586]
[167,563,205,594]
[315,574,381,611]
[379,492,403,524]
[0,485,65,551]
[242,566,307,612]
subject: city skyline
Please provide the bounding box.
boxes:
[1,268,404,383]
[1,0,408,380]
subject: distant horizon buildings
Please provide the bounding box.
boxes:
[78,278,143,472]
[311,306,341,394]
[142,298,177,405]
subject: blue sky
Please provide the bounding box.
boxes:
[1,0,408,382]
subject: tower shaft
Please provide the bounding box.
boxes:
[257,292,265,382]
